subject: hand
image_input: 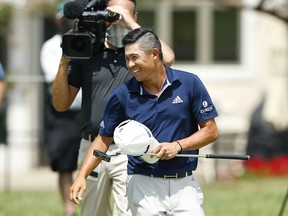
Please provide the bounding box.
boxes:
[60,55,71,64]
[152,142,181,160]
[69,176,87,205]
[106,5,140,30]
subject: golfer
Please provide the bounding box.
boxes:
[70,28,219,215]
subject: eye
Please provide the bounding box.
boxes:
[132,55,138,61]
[125,55,139,64]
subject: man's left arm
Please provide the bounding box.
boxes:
[179,118,219,151]
[154,119,218,160]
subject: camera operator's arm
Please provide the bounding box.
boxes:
[107,5,175,66]
[53,56,79,112]
[157,38,175,66]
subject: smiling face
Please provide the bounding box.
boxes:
[125,43,158,82]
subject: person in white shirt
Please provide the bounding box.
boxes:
[40,1,81,215]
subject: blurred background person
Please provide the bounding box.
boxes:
[40,1,81,216]
[0,62,6,144]
[246,77,288,175]
[0,62,6,106]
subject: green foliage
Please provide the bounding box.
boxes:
[0,4,13,37]
[0,4,13,25]
[37,0,61,17]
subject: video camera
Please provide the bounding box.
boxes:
[62,0,119,59]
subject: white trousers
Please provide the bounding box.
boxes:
[127,174,205,216]
[78,139,132,216]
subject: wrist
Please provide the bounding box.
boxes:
[175,140,183,153]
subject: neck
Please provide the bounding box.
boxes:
[142,64,167,96]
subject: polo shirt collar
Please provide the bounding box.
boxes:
[129,65,180,95]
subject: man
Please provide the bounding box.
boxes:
[53,0,175,215]
[69,28,219,215]
[40,1,81,215]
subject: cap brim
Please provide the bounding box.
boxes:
[140,137,160,164]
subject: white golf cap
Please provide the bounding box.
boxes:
[113,119,159,164]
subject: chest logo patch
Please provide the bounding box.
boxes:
[172,96,183,104]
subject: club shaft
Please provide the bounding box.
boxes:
[93,149,250,161]
[146,153,250,160]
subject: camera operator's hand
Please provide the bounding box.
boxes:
[106,5,140,30]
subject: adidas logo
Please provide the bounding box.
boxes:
[172,96,183,104]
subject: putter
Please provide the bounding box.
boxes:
[93,149,250,162]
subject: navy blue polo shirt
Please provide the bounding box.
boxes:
[99,65,218,175]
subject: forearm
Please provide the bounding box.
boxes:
[178,119,219,151]
[52,56,73,111]
[160,40,175,66]
[77,135,112,178]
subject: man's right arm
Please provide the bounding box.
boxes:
[53,56,79,112]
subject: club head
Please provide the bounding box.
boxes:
[93,149,111,162]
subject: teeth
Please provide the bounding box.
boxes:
[133,69,140,74]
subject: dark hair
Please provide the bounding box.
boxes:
[122,28,163,61]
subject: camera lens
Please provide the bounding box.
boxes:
[106,11,119,22]
[62,33,93,59]
[71,37,87,52]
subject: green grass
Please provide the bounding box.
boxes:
[0,175,287,216]
[202,175,288,216]
[0,190,80,216]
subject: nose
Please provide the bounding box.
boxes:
[126,59,135,70]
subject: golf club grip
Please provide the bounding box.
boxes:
[205,154,250,160]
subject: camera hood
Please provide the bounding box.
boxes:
[62,33,94,59]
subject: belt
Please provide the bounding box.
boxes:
[142,171,193,179]
[82,132,97,141]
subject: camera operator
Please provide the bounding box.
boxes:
[53,0,174,215]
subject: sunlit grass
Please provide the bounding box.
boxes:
[0,175,287,216]
[202,174,288,216]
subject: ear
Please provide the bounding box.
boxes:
[151,48,159,60]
